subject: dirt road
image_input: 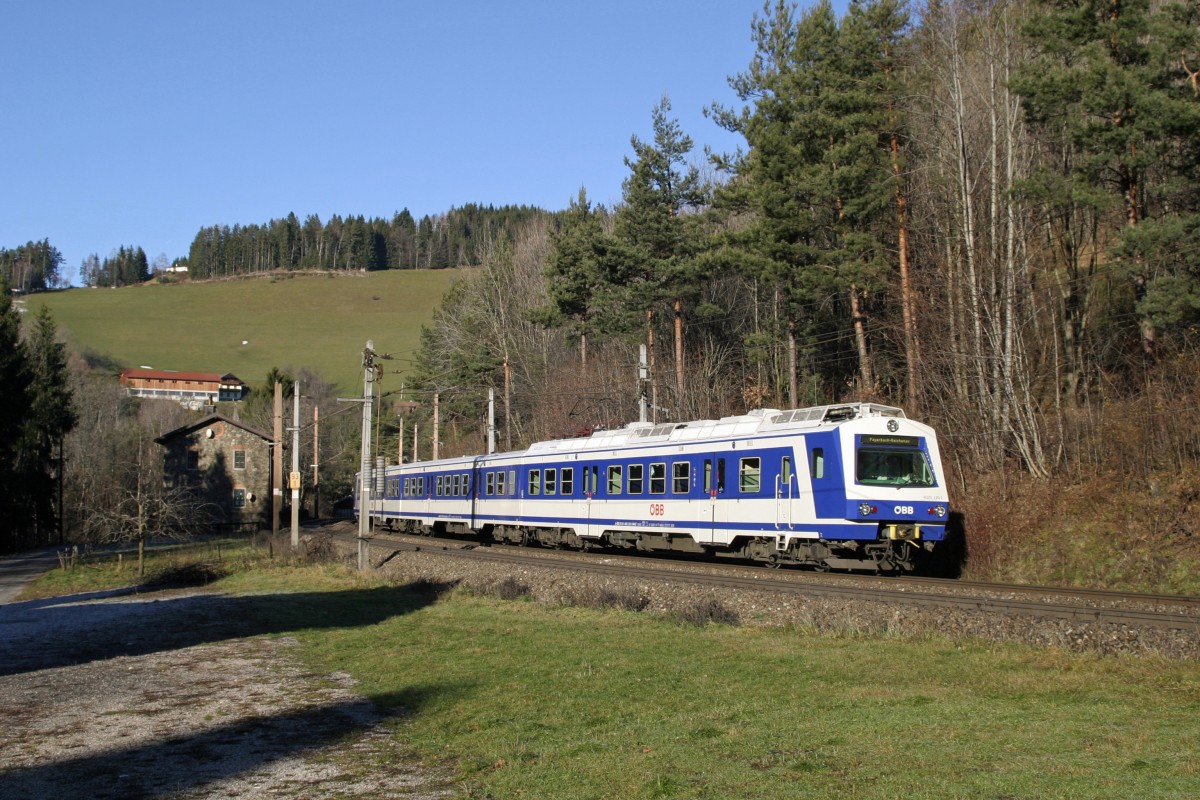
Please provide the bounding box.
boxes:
[0,580,451,799]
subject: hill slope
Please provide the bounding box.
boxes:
[23,270,464,391]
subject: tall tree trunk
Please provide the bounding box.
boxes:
[849,284,873,392]
[788,318,798,409]
[674,297,684,406]
[891,130,919,409]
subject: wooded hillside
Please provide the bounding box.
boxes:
[401,0,1200,589]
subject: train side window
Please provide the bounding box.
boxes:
[452,474,461,496]
[545,468,557,496]
[486,472,495,496]
[739,457,761,493]
[508,469,517,495]
[528,469,541,496]
[628,463,644,494]
[650,462,666,494]
[608,465,623,495]
[811,448,825,479]
[704,459,713,494]
[496,470,505,495]
[781,457,792,486]
[717,458,726,493]
[561,467,574,496]
[672,461,690,494]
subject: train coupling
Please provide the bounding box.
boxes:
[884,524,922,542]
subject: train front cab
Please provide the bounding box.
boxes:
[799,422,949,572]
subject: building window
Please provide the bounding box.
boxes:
[233,488,246,508]
[233,449,246,470]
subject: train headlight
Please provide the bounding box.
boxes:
[929,505,947,518]
[887,419,899,432]
[858,502,876,516]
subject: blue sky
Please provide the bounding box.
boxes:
[2,0,843,279]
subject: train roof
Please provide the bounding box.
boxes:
[384,403,915,471]
[525,402,907,455]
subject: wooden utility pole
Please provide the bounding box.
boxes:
[272,381,282,537]
[312,405,320,518]
[290,383,300,550]
[357,341,375,570]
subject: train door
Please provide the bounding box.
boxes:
[701,456,727,544]
[776,454,796,531]
[581,464,598,539]
[470,458,483,531]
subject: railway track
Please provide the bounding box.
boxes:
[317,524,1200,634]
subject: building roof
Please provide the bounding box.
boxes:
[121,368,246,385]
[154,414,273,445]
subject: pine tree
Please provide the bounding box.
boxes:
[613,96,710,406]
[1012,0,1200,361]
[717,0,898,398]
[0,279,33,552]
[24,305,76,543]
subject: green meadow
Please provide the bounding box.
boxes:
[26,548,1200,799]
[22,270,465,391]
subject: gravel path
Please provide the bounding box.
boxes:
[0,585,452,799]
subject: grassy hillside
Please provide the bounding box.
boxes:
[22,270,465,391]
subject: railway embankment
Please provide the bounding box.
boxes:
[329,527,1200,660]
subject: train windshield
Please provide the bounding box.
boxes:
[856,448,934,487]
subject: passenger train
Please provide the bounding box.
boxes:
[354,402,950,573]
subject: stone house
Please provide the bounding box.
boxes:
[155,414,273,530]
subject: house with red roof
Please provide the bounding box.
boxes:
[119,368,248,410]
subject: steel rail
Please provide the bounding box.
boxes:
[335,529,1200,633]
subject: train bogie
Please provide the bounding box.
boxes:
[355,403,950,574]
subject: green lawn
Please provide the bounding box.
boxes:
[295,592,1198,799]
[22,269,464,391]
[27,552,1200,799]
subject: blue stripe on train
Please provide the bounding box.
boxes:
[371,509,946,541]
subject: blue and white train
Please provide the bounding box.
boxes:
[355,402,950,573]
